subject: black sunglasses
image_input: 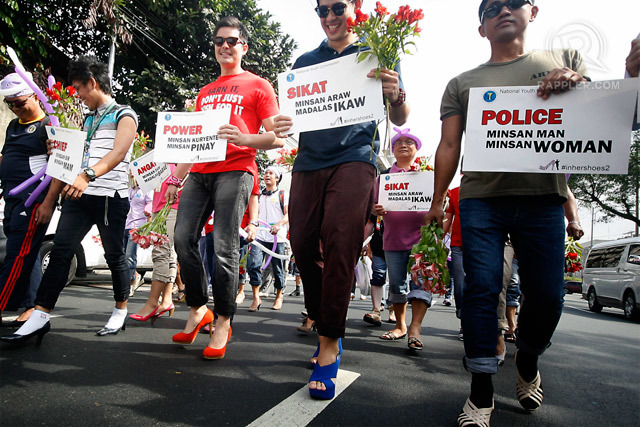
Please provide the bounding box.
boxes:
[315,2,352,19]
[481,0,532,22]
[4,94,35,109]
[213,36,245,47]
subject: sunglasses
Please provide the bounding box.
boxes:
[481,0,532,22]
[4,94,35,109]
[213,36,245,47]
[315,2,352,19]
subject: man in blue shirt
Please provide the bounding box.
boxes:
[274,0,409,400]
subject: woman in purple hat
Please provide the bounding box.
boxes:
[373,127,432,351]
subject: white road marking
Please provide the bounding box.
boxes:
[247,369,360,427]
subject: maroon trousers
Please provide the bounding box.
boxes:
[289,162,376,338]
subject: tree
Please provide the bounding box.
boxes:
[569,130,640,233]
[1,0,296,133]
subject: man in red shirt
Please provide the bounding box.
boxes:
[166,16,284,360]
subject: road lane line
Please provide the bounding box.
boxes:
[247,369,360,427]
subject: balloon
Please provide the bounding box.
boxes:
[7,166,46,196]
[258,220,278,270]
[7,47,59,127]
[238,228,290,261]
[24,175,52,208]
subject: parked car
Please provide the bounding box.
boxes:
[581,237,640,320]
[40,206,154,284]
[564,279,583,294]
[0,198,153,284]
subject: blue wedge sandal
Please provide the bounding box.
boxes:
[309,354,341,400]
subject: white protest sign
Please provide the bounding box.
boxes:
[378,171,434,212]
[278,54,386,134]
[153,109,231,163]
[45,126,86,185]
[464,79,638,174]
[130,150,170,194]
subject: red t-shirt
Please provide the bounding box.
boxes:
[192,71,279,176]
[446,186,462,247]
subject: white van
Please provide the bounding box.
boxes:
[582,237,640,320]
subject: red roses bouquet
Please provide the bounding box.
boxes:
[275,147,298,170]
[45,82,83,129]
[565,237,584,273]
[131,130,151,161]
[409,156,434,172]
[129,200,171,249]
[347,2,424,156]
[407,223,450,296]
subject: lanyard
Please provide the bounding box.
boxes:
[82,101,117,167]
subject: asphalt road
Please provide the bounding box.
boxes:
[1,278,638,426]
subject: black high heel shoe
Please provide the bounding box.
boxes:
[96,318,127,336]
[0,321,51,346]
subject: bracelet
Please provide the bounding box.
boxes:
[166,175,182,187]
[390,88,406,107]
[568,221,581,226]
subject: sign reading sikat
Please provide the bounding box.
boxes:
[378,172,434,212]
[153,109,231,163]
[278,54,385,134]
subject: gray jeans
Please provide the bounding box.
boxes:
[174,171,252,316]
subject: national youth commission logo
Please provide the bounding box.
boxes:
[286,73,295,82]
[384,175,391,181]
[483,91,497,102]
[27,124,38,134]
[165,114,172,121]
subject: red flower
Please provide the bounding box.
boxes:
[568,252,578,260]
[45,88,55,98]
[414,26,422,34]
[346,16,356,31]
[291,148,298,155]
[355,9,369,24]
[375,1,388,16]
[410,8,424,24]
[53,81,62,91]
[50,92,61,101]
[66,86,76,96]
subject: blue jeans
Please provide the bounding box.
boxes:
[247,241,286,290]
[174,171,252,316]
[35,194,131,310]
[385,250,432,306]
[124,229,138,281]
[459,196,565,374]
[450,246,465,319]
[370,254,387,287]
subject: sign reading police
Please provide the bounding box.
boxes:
[464,79,638,174]
[153,109,231,163]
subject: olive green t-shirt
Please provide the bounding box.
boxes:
[440,49,588,201]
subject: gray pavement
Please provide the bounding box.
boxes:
[1,278,639,426]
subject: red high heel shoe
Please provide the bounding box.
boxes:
[172,309,214,344]
[202,326,232,360]
[156,303,175,319]
[129,307,159,322]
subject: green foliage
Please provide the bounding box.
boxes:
[569,130,640,228]
[2,0,296,134]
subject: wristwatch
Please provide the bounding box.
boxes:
[249,220,259,227]
[83,167,97,182]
